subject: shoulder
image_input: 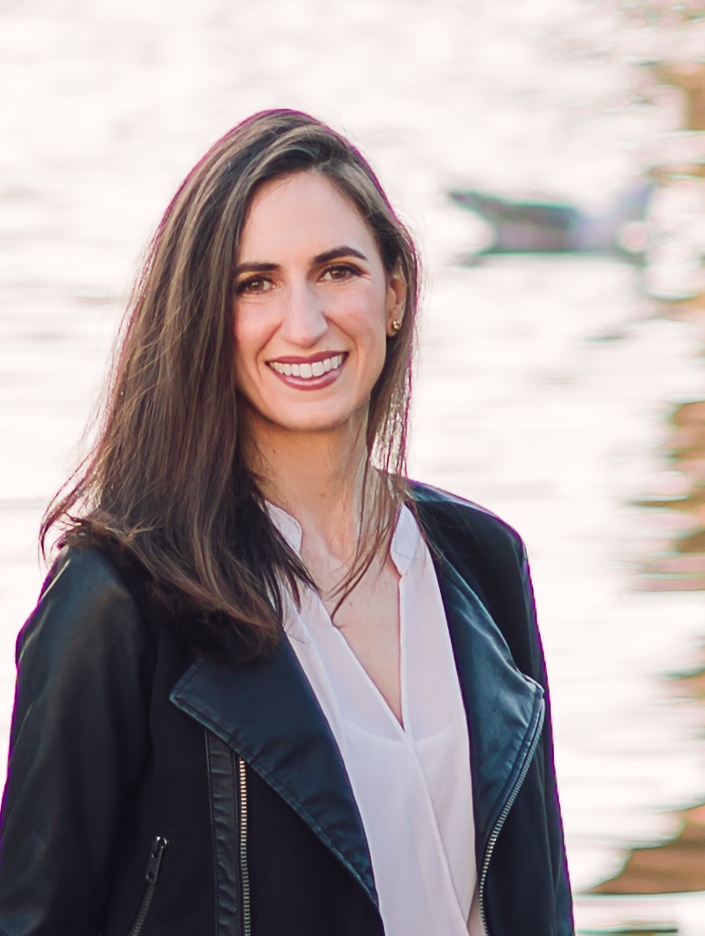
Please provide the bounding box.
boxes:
[409,480,526,569]
[40,545,140,606]
[408,484,543,682]
[18,545,155,670]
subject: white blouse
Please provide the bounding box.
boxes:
[269,503,484,936]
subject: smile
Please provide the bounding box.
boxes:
[268,354,345,380]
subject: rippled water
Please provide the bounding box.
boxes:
[2,1,705,931]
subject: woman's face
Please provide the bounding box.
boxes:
[233,171,405,440]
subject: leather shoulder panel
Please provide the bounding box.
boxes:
[18,546,155,663]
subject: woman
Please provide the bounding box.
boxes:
[0,110,573,936]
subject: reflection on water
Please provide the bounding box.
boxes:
[574,890,705,936]
[594,801,705,894]
[574,7,705,928]
[636,396,705,590]
[592,623,705,903]
[592,377,705,910]
[581,924,677,936]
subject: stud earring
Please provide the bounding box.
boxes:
[389,319,403,335]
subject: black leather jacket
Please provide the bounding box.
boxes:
[0,483,574,935]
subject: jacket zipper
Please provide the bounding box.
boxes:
[128,835,168,936]
[477,704,545,936]
[237,756,252,936]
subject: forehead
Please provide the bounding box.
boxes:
[239,172,379,260]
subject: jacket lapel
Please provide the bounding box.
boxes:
[431,551,545,859]
[170,637,377,906]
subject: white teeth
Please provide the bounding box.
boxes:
[270,354,345,379]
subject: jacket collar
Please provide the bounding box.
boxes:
[170,635,378,905]
[170,495,543,906]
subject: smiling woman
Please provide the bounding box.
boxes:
[0,110,573,936]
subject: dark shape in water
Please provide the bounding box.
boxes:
[579,926,677,935]
[449,184,651,258]
[590,662,705,902]
[591,803,705,897]
[579,926,678,935]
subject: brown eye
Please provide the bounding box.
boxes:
[237,276,273,295]
[320,264,361,282]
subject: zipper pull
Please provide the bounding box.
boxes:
[145,835,168,885]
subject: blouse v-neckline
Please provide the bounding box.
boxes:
[267,502,421,733]
[268,501,480,936]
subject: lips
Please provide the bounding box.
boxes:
[267,353,346,380]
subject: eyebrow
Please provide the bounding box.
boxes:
[234,245,368,276]
[314,246,368,264]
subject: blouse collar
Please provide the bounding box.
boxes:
[266,501,421,578]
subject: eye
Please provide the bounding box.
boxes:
[320,263,362,282]
[236,275,274,296]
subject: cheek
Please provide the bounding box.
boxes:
[347,307,388,383]
[232,306,271,366]
[232,303,252,346]
[344,286,391,337]
[232,318,265,400]
[360,300,392,356]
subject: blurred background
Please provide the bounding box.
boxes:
[3,0,705,931]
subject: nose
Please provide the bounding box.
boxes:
[278,280,328,348]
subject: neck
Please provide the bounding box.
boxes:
[243,412,371,559]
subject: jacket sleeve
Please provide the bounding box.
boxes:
[518,542,574,935]
[0,548,154,936]
[473,522,574,934]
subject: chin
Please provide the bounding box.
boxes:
[251,400,369,436]
[276,414,360,435]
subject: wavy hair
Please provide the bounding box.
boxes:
[41,109,420,661]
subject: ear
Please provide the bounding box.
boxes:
[385,268,407,337]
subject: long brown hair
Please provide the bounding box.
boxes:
[42,109,420,661]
